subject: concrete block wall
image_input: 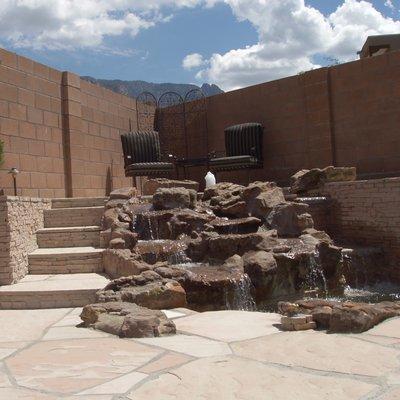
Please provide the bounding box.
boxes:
[167,51,400,186]
[0,49,65,197]
[0,196,50,284]
[0,47,152,197]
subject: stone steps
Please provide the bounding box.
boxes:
[44,206,104,228]
[51,197,107,209]
[36,226,101,248]
[0,273,109,309]
[28,247,104,275]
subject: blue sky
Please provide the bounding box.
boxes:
[0,0,399,91]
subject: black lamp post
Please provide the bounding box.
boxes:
[8,167,19,196]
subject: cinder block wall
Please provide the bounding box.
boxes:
[321,177,400,280]
[0,196,50,285]
[167,51,400,186]
[0,48,153,197]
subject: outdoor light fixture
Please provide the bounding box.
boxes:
[8,167,19,196]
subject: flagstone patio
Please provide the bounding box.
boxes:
[0,308,399,399]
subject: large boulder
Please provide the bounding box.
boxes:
[135,209,214,240]
[203,182,244,201]
[153,187,197,210]
[97,271,187,310]
[143,178,199,195]
[242,181,285,219]
[266,202,314,237]
[103,249,150,279]
[187,232,281,263]
[290,166,356,194]
[80,302,176,338]
[242,250,277,302]
[278,299,400,333]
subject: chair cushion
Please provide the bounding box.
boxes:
[209,155,262,171]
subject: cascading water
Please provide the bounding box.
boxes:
[226,274,256,311]
[304,250,328,298]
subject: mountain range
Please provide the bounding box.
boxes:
[81,77,224,100]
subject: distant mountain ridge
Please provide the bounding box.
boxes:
[81,76,224,100]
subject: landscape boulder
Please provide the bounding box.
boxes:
[266,202,314,237]
[153,187,197,210]
[278,299,400,333]
[80,302,176,338]
[242,181,285,219]
[97,271,187,310]
[143,178,199,195]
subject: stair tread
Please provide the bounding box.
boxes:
[37,226,101,233]
[30,247,104,256]
[45,206,105,211]
[0,273,109,293]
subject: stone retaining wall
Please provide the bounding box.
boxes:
[0,196,50,285]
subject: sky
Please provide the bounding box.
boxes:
[0,0,400,91]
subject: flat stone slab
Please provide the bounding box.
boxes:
[138,334,232,358]
[29,247,104,256]
[6,338,161,394]
[0,309,399,398]
[0,308,70,342]
[175,310,281,342]
[366,317,400,338]
[231,330,400,377]
[0,273,109,292]
[127,356,377,400]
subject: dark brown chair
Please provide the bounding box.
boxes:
[121,131,175,177]
[209,123,264,174]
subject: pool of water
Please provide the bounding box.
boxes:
[328,283,400,303]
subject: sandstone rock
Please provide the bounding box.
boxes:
[242,250,277,302]
[203,182,244,201]
[323,166,356,183]
[153,187,197,210]
[136,239,189,265]
[80,302,176,338]
[103,249,150,279]
[210,217,262,234]
[97,270,187,309]
[266,202,314,237]
[143,178,199,195]
[111,228,138,250]
[135,209,214,240]
[102,207,120,230]
[187,232,281,263]
[180,264,250,312]
[290,166,357,194]
[290,168,325,194]
[110,187,137,200]
[242,182,285,219]
[109,238,126,249]
[278,299,400,333]
[219,200,248,218]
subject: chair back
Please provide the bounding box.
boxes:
[224,123,263,160]
[121,131,162,167]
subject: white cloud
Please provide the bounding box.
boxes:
[192,0,400,91]
[0,0,206,51]
[182,53,205,69]
[384,0,395,10]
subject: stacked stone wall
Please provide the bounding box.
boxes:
[0,196,50,284]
